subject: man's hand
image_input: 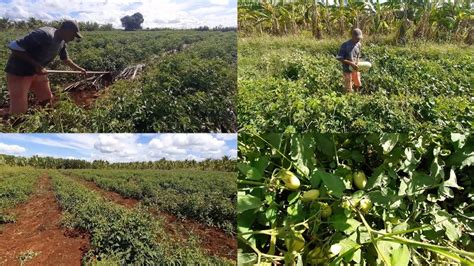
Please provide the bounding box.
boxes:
[350,62,359,71]
[79,68,87,76]
[35,65,48,75]
[62,59,87,76]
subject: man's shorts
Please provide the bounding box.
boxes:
[7,73,52,114]
[343,71,361,92]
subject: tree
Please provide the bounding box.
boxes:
[99,23,114,31]
[0,18,10,30]
[120,12,144,31]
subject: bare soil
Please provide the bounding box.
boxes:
[0,174,89,265]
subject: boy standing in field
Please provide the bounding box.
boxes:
[336,28,363,93]
[4,20,87,115]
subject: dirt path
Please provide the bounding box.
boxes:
[0,174,89,266]
[70,175,236,260]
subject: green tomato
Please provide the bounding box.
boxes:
[285,233,305,252]
[359,198,373,212]
[278,169,300,190]
[341,198,359,210]
[343,139,351,146]
[307,247,323,264]
[320,203,332,218]
[388,216,401,224]
[353,171,367,190]
[302,189,320,202]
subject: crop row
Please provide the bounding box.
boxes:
[50,171,232,265]
[61,169,237,233]
[0,166,40,223]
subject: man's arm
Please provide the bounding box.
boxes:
[339,58,358,71]
[62,59,87,74]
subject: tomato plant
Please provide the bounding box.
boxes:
[50,170,231,264]
[238,133,474,265]
[0,166,40,223]
[60,168,237,233]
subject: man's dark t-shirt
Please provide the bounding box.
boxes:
[337,40,361,73]
[5,27,69,76]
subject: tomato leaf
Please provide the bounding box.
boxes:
[290,135,315,177]
[381,133,399,154]
[329,213,361,235]
[238,209,257,235]
[407,172,436,196]
[444,168,462,189]
[238,193,262,213]
[337,238,359,262]
[237,164,263,180]
[315,134,335,158]
[316,170,346,198]
[238,251,258,265]
[391,245,410,266]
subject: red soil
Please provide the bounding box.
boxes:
[71,175,237,261]
[0,86,105,116]
[75,177,139,208]
[0,174,89,265]
[68,89,102,109]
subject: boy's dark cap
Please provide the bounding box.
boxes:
[352,28,363,39]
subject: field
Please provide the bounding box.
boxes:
[0,166,40,223]
[0,30,236,132]
[237,132,474,265]
[238,36,473,133]
[0,164,237,264]
[60,168,236,232]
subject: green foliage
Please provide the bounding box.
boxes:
[61,168,237,233]
[50,171,231,264]
[238,0,473,43]
[0,166,39,223]
[0,153,236,172]
[238,36,473,132]
[237,132,474,265]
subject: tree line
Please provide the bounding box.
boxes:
[238,0,473,44]
[0,17,114,31]
[0,154,236,172]
[0,16,237,32]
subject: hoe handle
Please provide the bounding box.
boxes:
[47,70,110,74]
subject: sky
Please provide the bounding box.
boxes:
[0,134,237,162]
[0,0,237,29]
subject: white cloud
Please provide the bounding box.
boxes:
[147,134,231,161]
[93,134,139,157]
[214,133,237,141]
[0,134,235,163]
[209,0,229,5]
[0,134,96,154]
[227,148,237,159]
[0,0,237,28]
[0,143,26,154]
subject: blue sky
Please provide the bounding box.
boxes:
[0,134,237,162]
[0,0,237,28]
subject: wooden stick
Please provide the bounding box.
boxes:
[47,70,111,74]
